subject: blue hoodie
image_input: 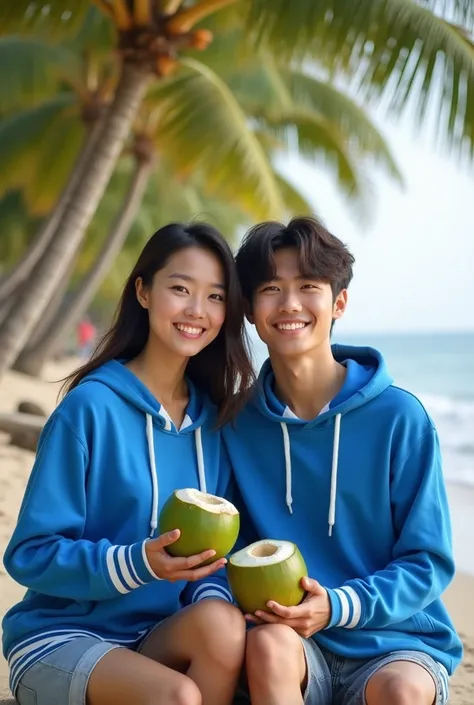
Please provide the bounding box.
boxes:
[2,361,233,696]
[223,345,463,674]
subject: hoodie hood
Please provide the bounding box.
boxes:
[79,360,214,536]
[252,344,393,532]
[255,344,393,425]
[81,359,210,433]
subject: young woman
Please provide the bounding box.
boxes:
[2,222,254,705]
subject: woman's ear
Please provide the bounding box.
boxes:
[135,277,149,309]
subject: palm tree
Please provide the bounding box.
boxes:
[0,0,473,378]
[0,17,400,376]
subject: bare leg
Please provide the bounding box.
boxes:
[245,624,307,705]
[365,660,437,705]
[140,599,246,705]
[87,647,201,705]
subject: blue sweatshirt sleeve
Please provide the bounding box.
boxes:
[3,412,160,600]
[180,437,236,607]
[325,426,455,630]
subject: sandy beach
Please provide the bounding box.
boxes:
[0,361,473,703]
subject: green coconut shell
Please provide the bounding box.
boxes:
[158,489,240,565]
[227,541,307,614]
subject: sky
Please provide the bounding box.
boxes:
[276,103,474,335]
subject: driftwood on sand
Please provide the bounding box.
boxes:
[0,403,46,451]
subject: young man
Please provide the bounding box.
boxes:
[224,217,462,705]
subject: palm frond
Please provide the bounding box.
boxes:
[224,59,401,184]
[0,95,80,206]
[417,0,474,27]
[281,68,403,183]
[0,191,38,266]
[244,0,474,157]
[23,111,85,214]
[67,5,116,56]
[260,108,367,207]
[147,57,285,219]
[0,36,81,113]
[0,1,91,40]
[274,172,315,216]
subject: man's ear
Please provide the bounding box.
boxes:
[333,289,348,320]
[135,277,149,309]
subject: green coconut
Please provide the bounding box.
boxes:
[158,488,240,564]
[227,539,307,614]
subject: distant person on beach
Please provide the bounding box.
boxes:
[2,223,253,705]
[224,216,463,705]
[77,315,97,360]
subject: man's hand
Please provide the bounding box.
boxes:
[145,529,226,582]
[246,577,331,638]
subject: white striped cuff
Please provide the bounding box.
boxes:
[105,541,160,594]
[329,585,362,628]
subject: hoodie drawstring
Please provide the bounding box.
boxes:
[195,426,207,494]
[280,423,293,514]
[146,414,159,538]
[145,413,207,538]
[280,413,342,536]
[328,413,341,537]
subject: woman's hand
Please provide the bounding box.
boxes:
[144,529,226,581]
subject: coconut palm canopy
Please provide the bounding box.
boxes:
[0,10,400,219]
[0,0,473,377]
[2,0,473,157]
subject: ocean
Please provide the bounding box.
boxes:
[247,330,474,489]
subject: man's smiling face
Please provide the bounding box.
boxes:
[250,247,347,358]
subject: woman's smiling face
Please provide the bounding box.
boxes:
[136,246,227,360]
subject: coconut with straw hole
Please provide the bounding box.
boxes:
[158,488,240,565]
[227,539,308,615]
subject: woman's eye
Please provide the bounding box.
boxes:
[172,285,189,293]
[209,293,225,301]
[261,285,279,292]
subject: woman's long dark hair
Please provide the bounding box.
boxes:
[62,222,255,424]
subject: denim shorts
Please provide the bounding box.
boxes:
[235,637,450,705]
[14,624,165,705]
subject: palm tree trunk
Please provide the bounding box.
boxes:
[14,157,152,377]
[21,255,78,351]
[0,118,104,301]
[0,62,150,379]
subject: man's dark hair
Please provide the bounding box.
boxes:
[236,216,355,304]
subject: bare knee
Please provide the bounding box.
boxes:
[366,668,434,705]
[191,599,246,669]
[166,676,202,705]
[246,624,305,685]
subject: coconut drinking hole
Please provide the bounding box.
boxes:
[249,543,279,558]
[176,488,239,515]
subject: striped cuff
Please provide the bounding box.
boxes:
[189,582,234,605]
[105,541,161,595]
[326,585,362,629]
